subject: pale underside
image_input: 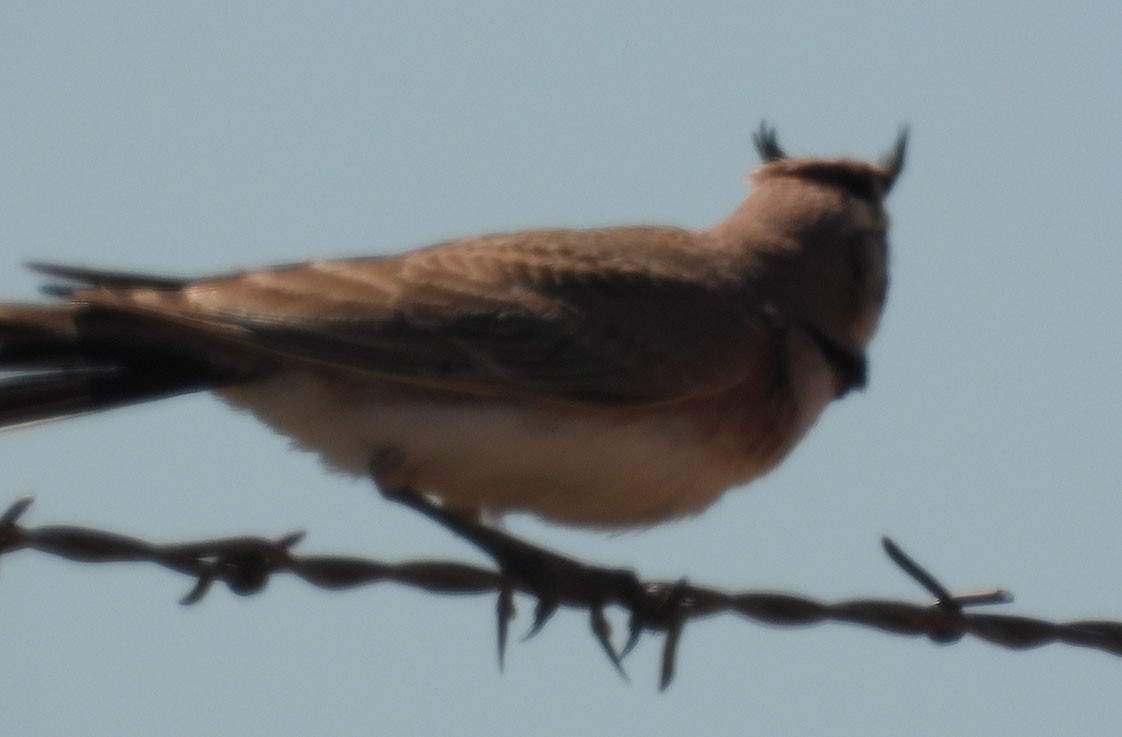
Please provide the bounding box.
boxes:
[217,325,838,527]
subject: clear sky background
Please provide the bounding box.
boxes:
[2,3,1121,735]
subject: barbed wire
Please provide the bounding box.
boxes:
[2,495,1121,689]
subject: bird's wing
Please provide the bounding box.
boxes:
[38,227,774,405]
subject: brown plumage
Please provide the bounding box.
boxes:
[0,124,905,526]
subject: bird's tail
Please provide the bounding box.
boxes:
[0,302,234,429]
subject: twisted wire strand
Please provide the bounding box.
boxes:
[2,496,1118,689]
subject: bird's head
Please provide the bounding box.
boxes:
[713,123,907,361]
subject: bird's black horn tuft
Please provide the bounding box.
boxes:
[753,122,786,162]
[881,125,908,192]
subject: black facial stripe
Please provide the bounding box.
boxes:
[807,170,883,203]
[798,320,868,397]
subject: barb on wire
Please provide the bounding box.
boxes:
[2,496,1121,689]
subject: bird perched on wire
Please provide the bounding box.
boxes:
[0,123,905,529]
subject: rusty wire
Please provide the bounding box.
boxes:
[2,495,1121,689]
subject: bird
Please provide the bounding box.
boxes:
[0,124,905,530]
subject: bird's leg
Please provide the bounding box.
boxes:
[368,452,663,672]
[366,447,623,588]
[375,480,647,673]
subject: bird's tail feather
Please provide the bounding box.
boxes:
[0,304,234,428]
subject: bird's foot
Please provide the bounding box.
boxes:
[374,481,688,681]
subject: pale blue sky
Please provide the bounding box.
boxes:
[3,3,1122,735]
